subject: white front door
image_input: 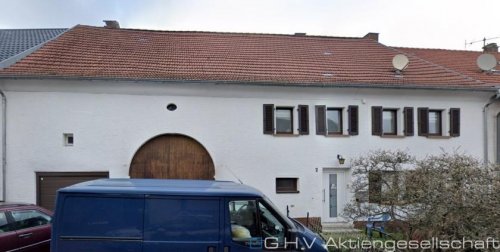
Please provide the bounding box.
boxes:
[322,169,348,222]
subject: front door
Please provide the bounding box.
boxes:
[322,169,348,222]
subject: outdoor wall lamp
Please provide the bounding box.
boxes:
[337,155,346,165]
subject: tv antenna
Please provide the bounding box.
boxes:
[465,36,500,49]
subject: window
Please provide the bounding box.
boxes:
[372,106,414,136]
[276,178,299,193]
[144,198,219,241]
[275,107,293,134]
[0,211,13,232]
[327,108,342,134]
[63,133,74,146]
[316,105,358,135]
[418,108,459,137]
[263,104,309,135]
[382,109,397,135]
[60,196,143,238]
[369,171,409,204]
[428,110,442,135]
[228,200,286,248]
[11,210,51,230]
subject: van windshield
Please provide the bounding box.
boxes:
[261,195,295,230]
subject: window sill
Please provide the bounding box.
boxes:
[276,191,300,194]
[325,134,350,138]
[426,135,453,139]
[380,135,406,138]
[273,133,300,137]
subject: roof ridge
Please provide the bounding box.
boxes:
[386,46,487,86]
[76,24,367,40]
[393,46,485,53]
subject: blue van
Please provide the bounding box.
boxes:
[51,179,327,251]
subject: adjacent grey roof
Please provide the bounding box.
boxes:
[0,28,67,62]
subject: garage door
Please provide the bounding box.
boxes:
[36,172,109,211]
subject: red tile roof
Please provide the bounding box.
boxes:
[397,47,500,86]
[0,25,497,90]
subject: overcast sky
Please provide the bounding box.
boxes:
[1,0,499,51]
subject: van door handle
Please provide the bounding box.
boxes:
[207,246,215,252]
[19,233,32,239]
[224,246,230,252]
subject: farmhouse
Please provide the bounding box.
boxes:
[0,23,499,229]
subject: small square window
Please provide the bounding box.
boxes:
[275,107,293,134]
[63,133,74,146]
[276,178,299,193]
[327,108,343,134]
[382,109,397,135]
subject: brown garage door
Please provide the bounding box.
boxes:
[36,172,109,211]
[130,134,215,180]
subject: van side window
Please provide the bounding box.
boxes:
[144,198,220,242]
[60,196,143,238]
[228,200,286,247]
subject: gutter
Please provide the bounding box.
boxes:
[483,90,500,164]
[0,75,496,93]
[0,89,5,201]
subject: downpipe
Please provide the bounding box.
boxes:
[483,92,500,164]
[0,89,5,202]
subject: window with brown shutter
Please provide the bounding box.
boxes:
[315,105,326,135]
[428,110,442,136]
[404,107,414,136]
[326,108,343,134]
[275,107,294,134]
[348,105,359,135]
[449,108,460,137]
[263,104,275,134]
[418,107,429,136]
[298,105,309,135]
[371,106,383,136]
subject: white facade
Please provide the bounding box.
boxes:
[0,78,498,222]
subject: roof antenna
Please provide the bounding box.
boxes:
[226,166,244,184]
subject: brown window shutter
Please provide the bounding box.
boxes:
[348,105,359,135]
[371,106,383,136]
[263,104,274,134]
[403,107,414,136]
[298,105,309,135]
[315,105,326,135]
[368,171,382,204]
[449,108,460,137]
[417,107,429,136]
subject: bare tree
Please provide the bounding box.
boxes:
[343,150,500,242]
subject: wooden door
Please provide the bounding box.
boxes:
[130,134,215,180]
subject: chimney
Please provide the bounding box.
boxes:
[483,43,498,53]
[103,20,120,29]
[363,32,379,42]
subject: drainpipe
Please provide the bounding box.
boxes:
[0,90,5,202]
[483,92,500,164]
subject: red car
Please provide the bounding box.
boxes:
[0,203,52,252]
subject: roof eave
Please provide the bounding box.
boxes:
[0,75,496,92]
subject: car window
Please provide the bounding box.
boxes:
[11,210,51,231]
[228,200,287,248]
[0,211,13,232]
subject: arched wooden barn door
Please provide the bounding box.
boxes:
[130,134,215,180]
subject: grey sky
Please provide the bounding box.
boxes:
[1,0,499,51]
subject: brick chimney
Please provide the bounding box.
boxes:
[363,32,379,42]
[483,43,498,53]
[103,20,120,29]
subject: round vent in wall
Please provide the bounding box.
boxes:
[166,103,177,111]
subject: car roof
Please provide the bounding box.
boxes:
[59,179,264,197]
